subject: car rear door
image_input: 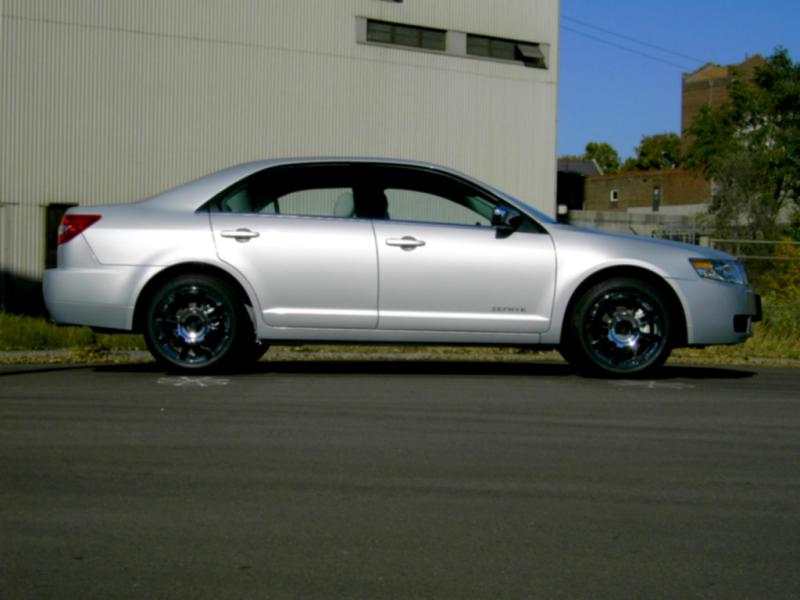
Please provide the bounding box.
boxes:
[209,164,378,329]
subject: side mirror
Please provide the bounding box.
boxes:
[491,206,523,231]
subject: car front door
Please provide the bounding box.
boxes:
[365,166,556,333]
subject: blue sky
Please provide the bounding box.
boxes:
[558,0,800,159]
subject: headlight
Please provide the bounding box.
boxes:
[689,258,747,285]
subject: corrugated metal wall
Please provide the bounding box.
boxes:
[0,0,559,312]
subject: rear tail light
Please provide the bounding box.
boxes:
[57,214,102,245]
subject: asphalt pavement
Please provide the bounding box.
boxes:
[1,361,799,599]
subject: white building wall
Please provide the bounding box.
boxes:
[0,0,559,310]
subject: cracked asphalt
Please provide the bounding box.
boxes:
[1,361,799,599]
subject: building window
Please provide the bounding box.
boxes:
[468,36,515,61]
[467,34,547,68]
[358,18,548,69]
[367,20,446,51]
[610,190,619,206]
[45,203,77,268]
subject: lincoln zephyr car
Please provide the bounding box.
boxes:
[44,158,761,375]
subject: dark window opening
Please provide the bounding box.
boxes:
[652,186,661,212]
[46,203,77,268]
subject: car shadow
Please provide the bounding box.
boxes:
[89,360,757,380]
[0,363,100,378]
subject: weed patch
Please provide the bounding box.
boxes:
[0,312,145,352]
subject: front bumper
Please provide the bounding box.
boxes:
[675,278,762,345]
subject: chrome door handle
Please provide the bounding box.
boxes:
[386,236,425,250]
[221,228,260,242]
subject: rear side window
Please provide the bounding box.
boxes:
[270,188,352,217]
[213,165,354,217]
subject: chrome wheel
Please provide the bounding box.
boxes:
[567,278,673,376]
[585,290,666,370]
[144,275,245,370]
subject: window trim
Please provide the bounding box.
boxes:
[202,162,548,233]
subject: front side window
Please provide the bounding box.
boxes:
[384,189,492,227]
[358,165,540,230]
[356,166,494,227]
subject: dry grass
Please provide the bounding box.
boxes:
[2,304,798,367]
[0,312,146,352]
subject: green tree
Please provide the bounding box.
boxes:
[622,133,683,171]
[583,142,621,174]
[560,141,621,174]
[684,48,800,240]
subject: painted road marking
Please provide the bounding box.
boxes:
[609,380,696,390]
[157,376,230,388]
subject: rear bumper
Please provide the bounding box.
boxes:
[43,265,158,331]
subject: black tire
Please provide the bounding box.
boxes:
[143,274,253,372]
[250,340,270,363]
[563,278,673,376]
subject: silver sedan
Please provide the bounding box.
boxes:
[44,158,761,376]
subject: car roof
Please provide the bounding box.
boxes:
[141,158,472,212]
[139,158,555,225]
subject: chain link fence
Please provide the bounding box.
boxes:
[708,239,800,260]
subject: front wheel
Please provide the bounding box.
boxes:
[143,274,252,372]
[563,278,673,376]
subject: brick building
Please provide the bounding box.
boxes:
[681,55,765,136]
[583,168,710,212]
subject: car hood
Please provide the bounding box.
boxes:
[545,222,735,261]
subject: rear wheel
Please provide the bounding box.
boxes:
[144,274,253,372]
[563,278,673,376]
